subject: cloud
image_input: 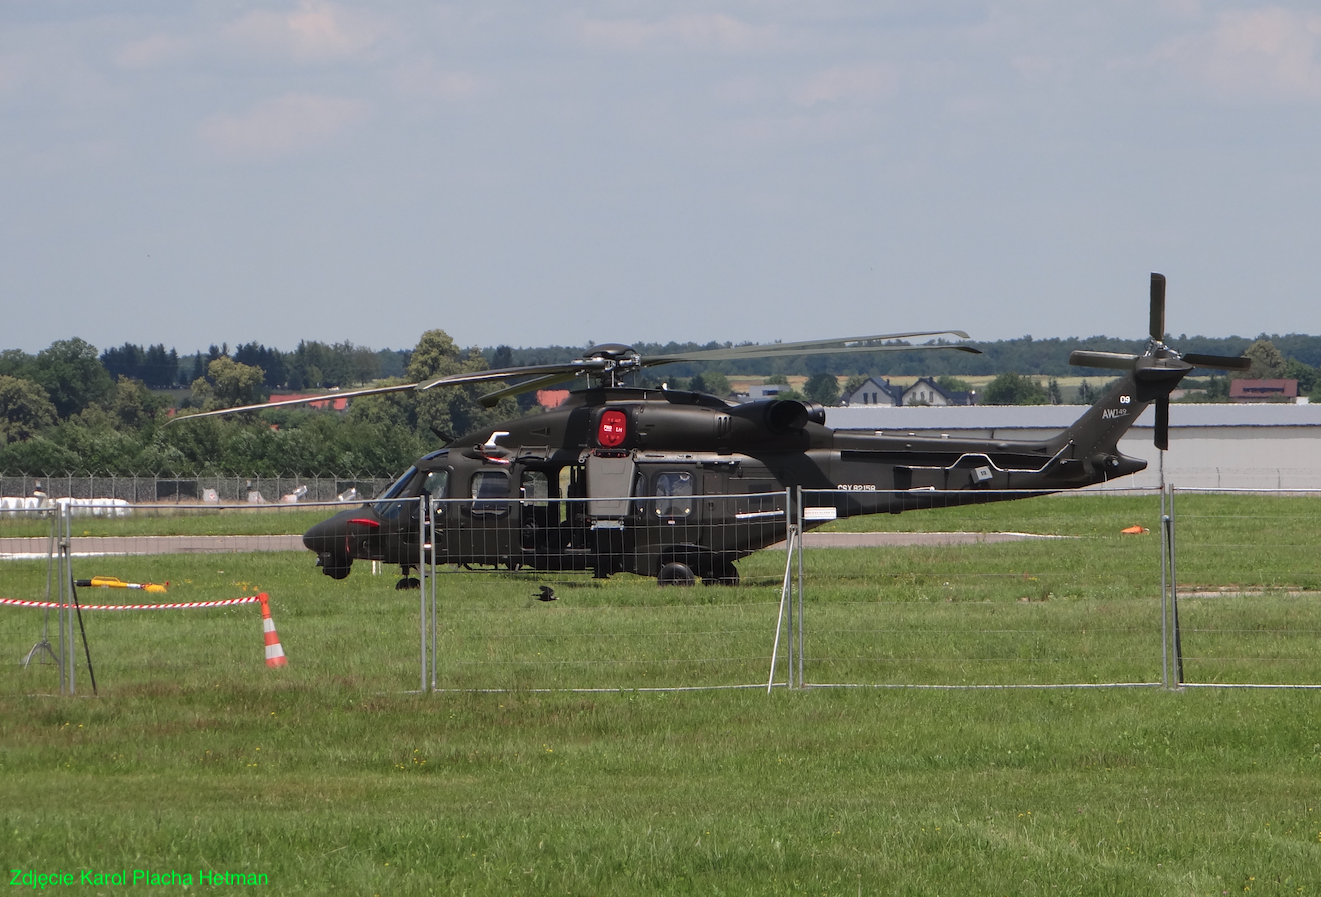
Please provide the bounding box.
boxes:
[567,11,783,54]
[1149,6,1321,102]
[113,32,196,70]
[790,63,898,108]
[196,93,369,162]
[389,59,488,105]
[220,0,384,64]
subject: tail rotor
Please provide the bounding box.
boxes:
[1068,272,1250,450]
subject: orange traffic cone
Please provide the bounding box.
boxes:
[258,593,287,667]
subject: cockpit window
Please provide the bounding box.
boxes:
[471,470,510,515]
[653,471,694,518]
[422,470,448,499]
[375,466,419,522]
[380,466,418,500]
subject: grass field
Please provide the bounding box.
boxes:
[3,493,1321,894]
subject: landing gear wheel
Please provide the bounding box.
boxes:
[396,577,421,590]
[319,554,351,580]
[708,563,740,586]
[657,562,696,587]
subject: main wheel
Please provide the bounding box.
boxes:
[395,577,421,590]
[657,562,696,587]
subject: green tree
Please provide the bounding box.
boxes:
[936,376,971,393]
[701,371,731,398]
[192,358,267,410]
[109,376,169,430]
[803,372,840,406]
[982,372,1048,405]
[0,375,57,444]
[1240,339,1287,380]
[0,435,81,473]
[32,338,115,418]
[1282,358,1318,394]
[406,330,515,441]
[0,349,35,379]
[841,375,869,400]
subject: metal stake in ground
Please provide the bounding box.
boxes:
[68,578,97,696]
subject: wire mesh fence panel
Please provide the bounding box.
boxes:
[430,587,787,691]
[798,488,1167,687]
[421,492,794,690]
[0,507,62,678]
[12,486,1315,693]
[0,473,397,504]
[1169,488,1321,686]
[0,500,421,696]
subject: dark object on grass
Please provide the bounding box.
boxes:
[535,585,557,602]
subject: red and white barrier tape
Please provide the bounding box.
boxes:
[0,595,262,612]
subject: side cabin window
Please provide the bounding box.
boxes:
[521,469,553,527]
[521,470,550,506]
[470,470,510,516]
[653,471,694,519]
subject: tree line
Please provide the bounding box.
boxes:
[0,333,511,477]
[3,332,1320,476]
[96,340,411,391]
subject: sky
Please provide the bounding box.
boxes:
[3,1,1320,356]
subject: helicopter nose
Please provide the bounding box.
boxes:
[302,516,343,554]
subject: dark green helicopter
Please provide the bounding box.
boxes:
[177,274,1248,588]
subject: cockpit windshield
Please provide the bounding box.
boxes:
[380,466,419,500]
[376,466,423,522]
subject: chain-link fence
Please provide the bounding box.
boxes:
[0,473,396,504]
[3,487,1318,695]
[1163,487,1321,689]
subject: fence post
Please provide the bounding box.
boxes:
[430,495,437,693]
[1169,484,1184,685]
[60,502,75,695]
[418,495,428,693]
[796,486,804,689]
[769,522,795,693]
[785,488,794,688]
[1160,483,1168,688]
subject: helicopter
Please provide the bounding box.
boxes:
[175,274,1248,589]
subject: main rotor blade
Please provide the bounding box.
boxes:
[1154,397,1169,451]
[1150,273,1166,341]
[1183,353,1252,371]
[477,371,583,408]
[1068,350,1139,370]
[163,382,419,424]
[418,362,599,391]
[647,335,979,365]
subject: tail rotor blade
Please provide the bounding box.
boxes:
[1183,353,1252,371]
[1151,396,1173,449]
[1069,350,1139,370]
[1151,398,1173,451]
[1149,273,1166,341]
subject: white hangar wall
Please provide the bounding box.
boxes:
[824,404,1321,491]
